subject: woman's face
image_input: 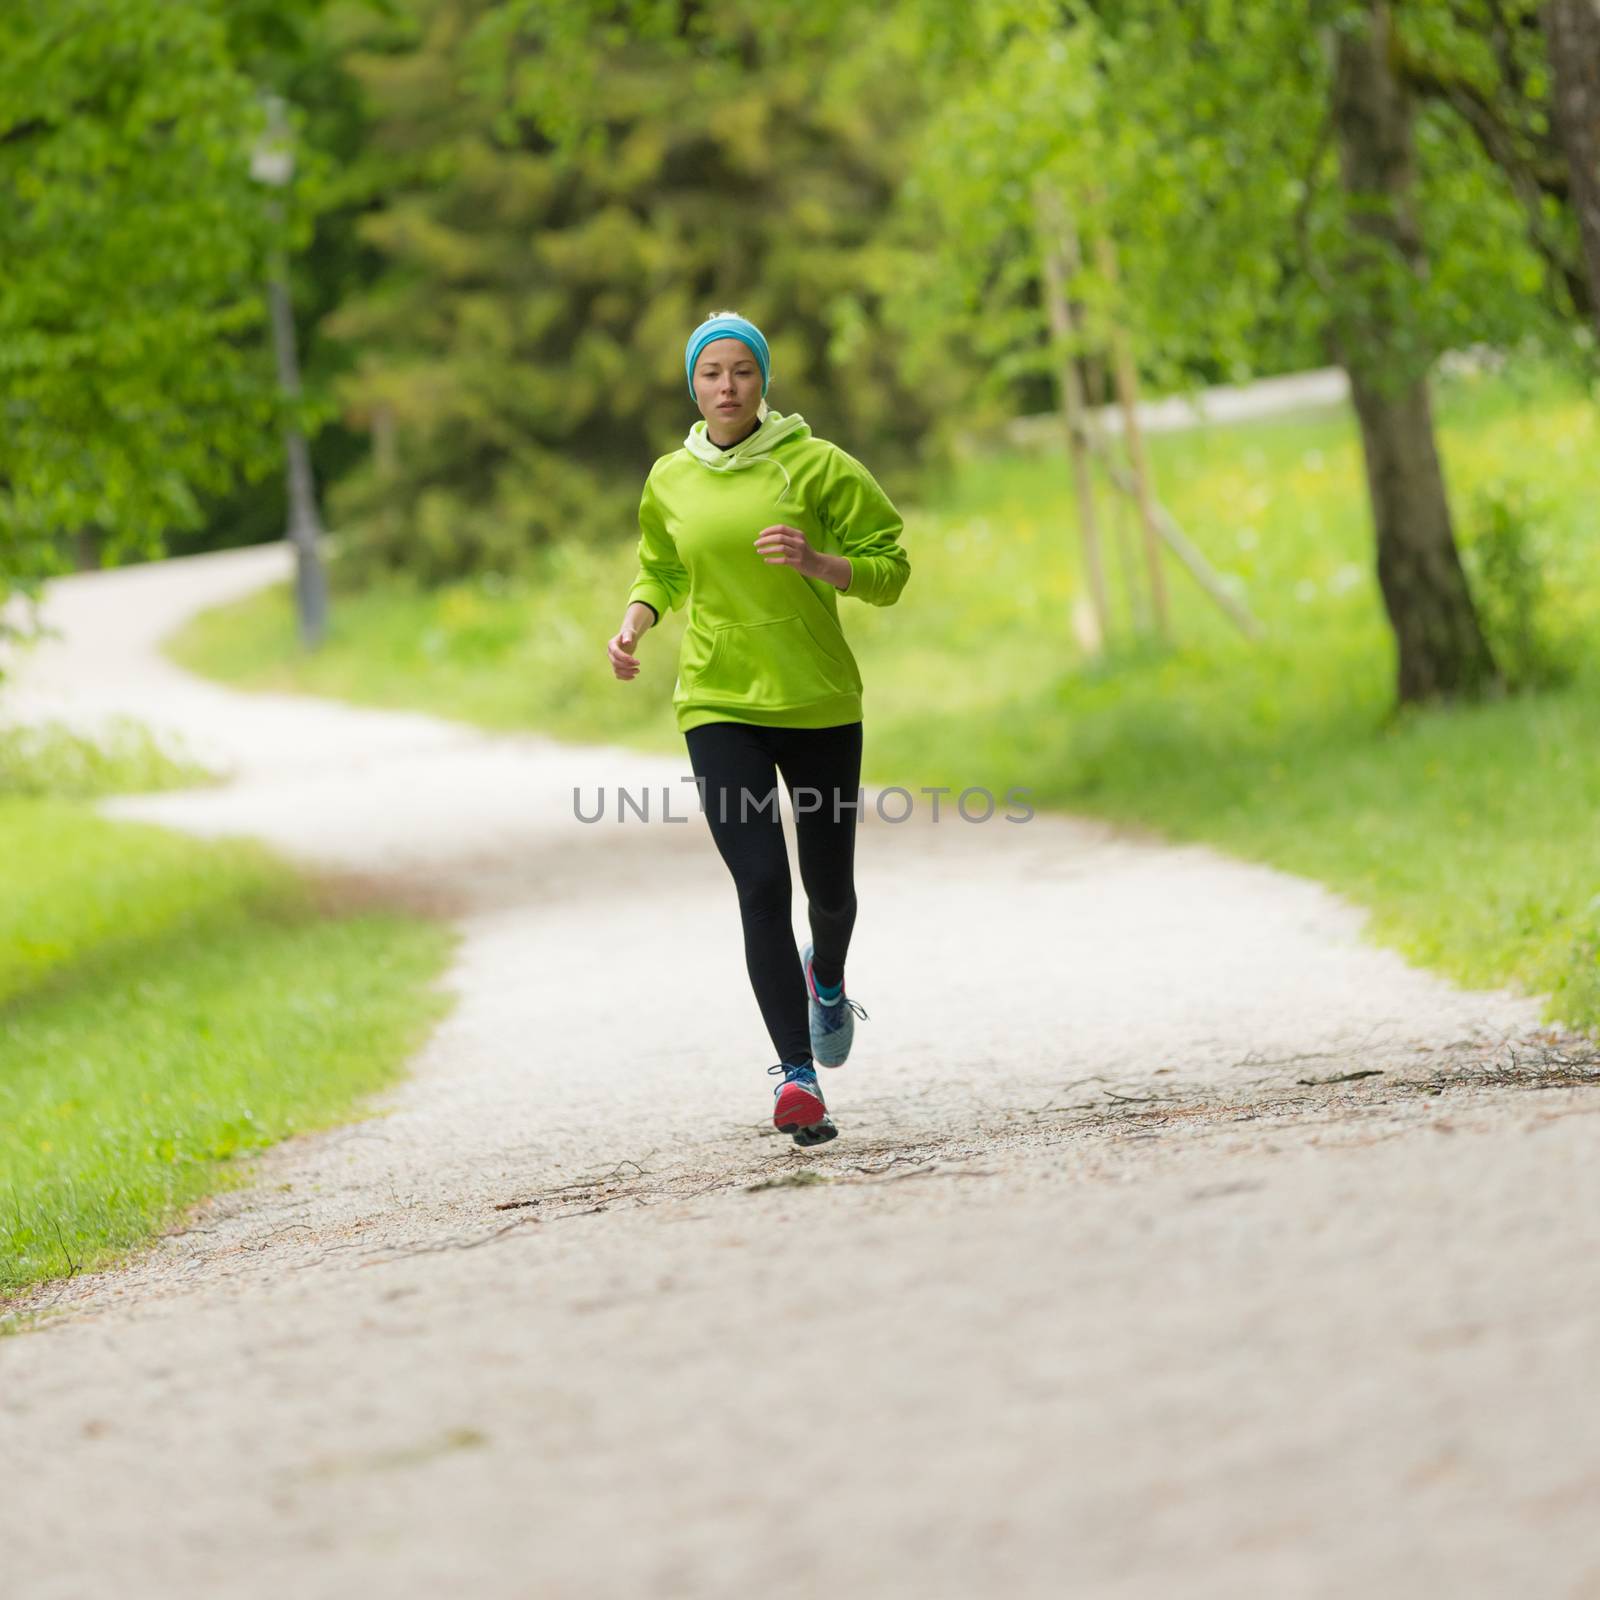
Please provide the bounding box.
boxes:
[693,337,763,438]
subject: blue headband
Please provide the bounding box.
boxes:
[685,315,771,399]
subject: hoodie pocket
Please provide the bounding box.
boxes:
[695,613,861,709]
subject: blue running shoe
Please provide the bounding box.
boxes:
[801,941,868,1068]
[768,1059,838,1147]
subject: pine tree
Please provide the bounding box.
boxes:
[324,0,943,583]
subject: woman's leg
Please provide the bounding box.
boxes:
[683,721,811,1066]
[771,721,863,991]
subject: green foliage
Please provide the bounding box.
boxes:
[885,14,1105,419]
[1459,479,1574,692]
[1558,897,1600,1027]
[884,0,1583,414]
[0,0,293,642]
[320,0,950,584]
[0,716,215,799]
[174,0,399,559]
[7,0,1594,714]
[1093,0,1571,383]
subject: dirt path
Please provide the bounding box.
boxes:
[4,548,1597,1598]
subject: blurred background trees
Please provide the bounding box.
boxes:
[311,0,948,583]
[0,0,282,643]
[4,0,1598,704]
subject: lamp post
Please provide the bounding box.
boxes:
[250,93,328,649]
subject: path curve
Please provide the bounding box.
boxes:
[3,548,1596,1599]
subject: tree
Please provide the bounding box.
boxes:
[1330,3,1497,700]
[1091,0,1548,701]
[0,0,286,665]
[318,0,949,584]
[1544,0,1600,335]
[886,0,1526,700]
[175,0,389,558]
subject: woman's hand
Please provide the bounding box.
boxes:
[607,624,642,681]
[754,523,822,578]
[609,601,657,680]
[755,525,852,591]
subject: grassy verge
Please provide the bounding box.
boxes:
[1,723,454,1297]
[166,361,1600,1033]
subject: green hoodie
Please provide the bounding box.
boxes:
[627,411,910,733]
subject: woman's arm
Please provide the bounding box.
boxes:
[610,475,683,682]
[626,473,689,621]
[809,552,854,592]
[819,446,910,607]
[752,530,855,590]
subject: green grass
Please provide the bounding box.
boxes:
[166,360,1600,1033]
[1,724,455,1296]
[0,715,215,799]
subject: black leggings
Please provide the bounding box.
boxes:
[683,719,863,1067]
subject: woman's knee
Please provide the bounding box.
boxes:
[734,860,792,919]
[808,886,857,923]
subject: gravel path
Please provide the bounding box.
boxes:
[3,547,1597,1598]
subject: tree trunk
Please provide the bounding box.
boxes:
[1330,3,1498,704]
[1545,0,1600,334]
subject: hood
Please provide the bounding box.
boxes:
[682,410,812,502]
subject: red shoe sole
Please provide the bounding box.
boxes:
[773,1082,827,1131]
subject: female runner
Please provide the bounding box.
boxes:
[606,310,910,1146]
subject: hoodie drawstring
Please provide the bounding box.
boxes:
[683,413,805,503]
[756,457,793,500]
[693,452,791,501]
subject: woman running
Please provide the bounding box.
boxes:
[606,310,911,1147]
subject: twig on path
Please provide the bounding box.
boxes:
[834,1153,943,1176]
[1234,1049,1343,1072]
[239,1223,321,1252]
[360,1216,540,1264]
[1188,1180,1265,1201]
[1297,1069,1386,1087]
[1024,1100,1101,1118]
[493,1158,654,1212]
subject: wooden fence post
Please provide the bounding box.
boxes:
[1034,178,1112,652]
[1094,231,1172,640]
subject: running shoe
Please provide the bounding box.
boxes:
[801,940,868,1068]
[768,1059,838,1147]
